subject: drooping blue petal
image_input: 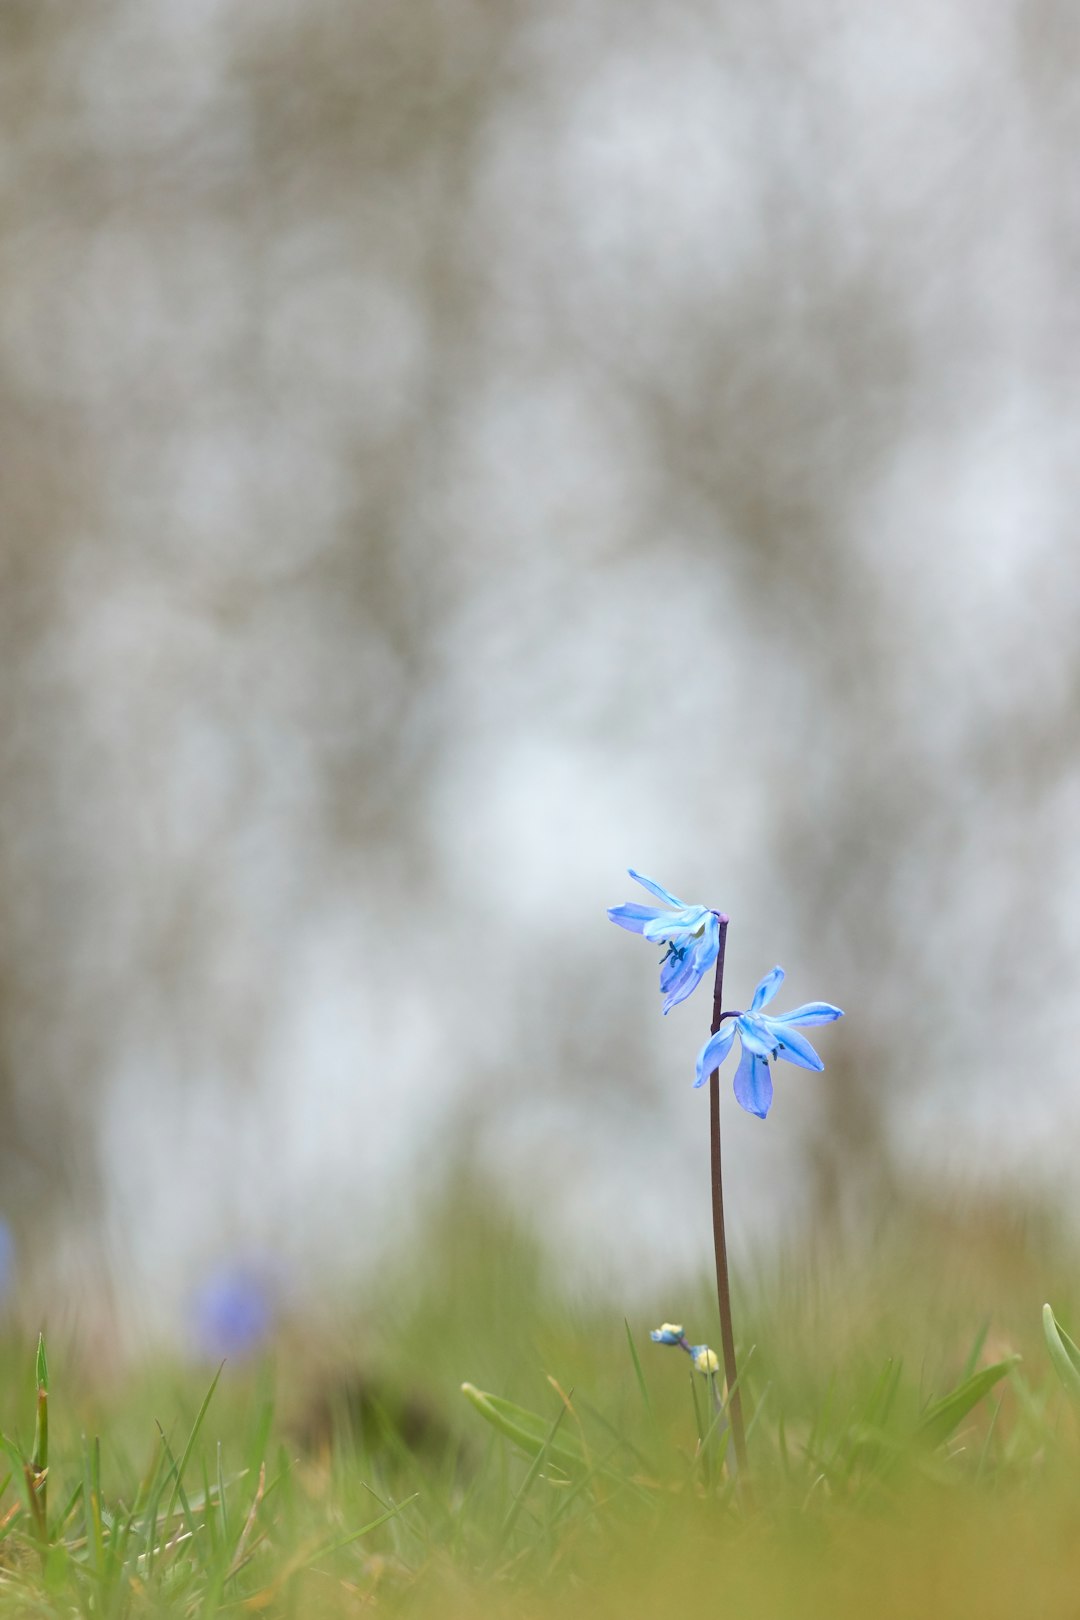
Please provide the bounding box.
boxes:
[667,913,719,999]
[735,1013,780,1058]
[693,1021,737,1087]
[732,1047,774,1118]
[763,1020,824,1071]
[663,956,717,1013]
[690,910,721,970]
[628,869,688,909]
[749,966,785,1011]
[607,903,666,934]
[771,1002,844,1027]
[660,922,718,1011]
[659,946,687,993]
[661,953,701,1013]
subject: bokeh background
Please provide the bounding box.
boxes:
[1,0,1078,1352]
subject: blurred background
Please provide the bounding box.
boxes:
[1,0,1078,1353]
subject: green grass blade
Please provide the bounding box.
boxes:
[155,1423,206,1570]
[1043,1304,1080,1399]
[82,1435,105,1583]
[216,1441,230,1545]
[494,1399,571,1554]
[960,1318,991,1383]
[160,1361,224,1554]
[31,1335,49,1534]
[460,1385,583,1471]
[35,1333,49,1395]
[312,1493,421,1561]
[623,1320,653,1415]
[141,1437,178,1575]
[200,1453,219,1560]
[917,1357,1020,1450]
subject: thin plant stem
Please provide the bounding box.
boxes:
[708,918,749,1482]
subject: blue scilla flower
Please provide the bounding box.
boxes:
[192,1264,275,1361]
[695,966,843,1120]
[0,1218,13,1303]
[650,1324,721,1377]
[608,870,723,1013]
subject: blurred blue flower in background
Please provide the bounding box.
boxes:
[191,1263,275,1360]
[694,966,843,1119]
[0,1218,13,1303]
[608,870,723,1012]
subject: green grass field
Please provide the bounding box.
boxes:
[3,1187,1080,1617]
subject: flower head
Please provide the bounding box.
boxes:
[0,1219,13,1304]
[608,869,723,1013]
[650,1324,722,1379]
[191,1264,275,1360]
[694,966,843,1119]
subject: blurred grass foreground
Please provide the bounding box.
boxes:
[3,1184,1080,1618]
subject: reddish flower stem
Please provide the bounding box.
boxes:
[708,917,749,1482]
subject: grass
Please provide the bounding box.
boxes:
[3,1185,1080,1616]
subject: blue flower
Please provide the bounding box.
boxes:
[649,1324,721,1378]
[608,870,723,1013]
[191,1264,275,1360]
[694,966,843,1120]
[0,1218,13,1303]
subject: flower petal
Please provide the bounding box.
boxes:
[660,923,717,1009]
[659,946,687,993]
[661,954,702,1013]
[663,959,716,1012]
[750,966,785,1010]
[628,869,688,909]
[672,912,719,987]
[692,910,721,968]
[642,904,710,943]
[693,1021,736,1086]
[764,1020,824,1071]
[733,1047,774,1118]
[771,1002,844,1027]
[736,1014,779,1058]
[607,903,666,934]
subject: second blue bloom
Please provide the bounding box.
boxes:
[695,966,843,1119]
